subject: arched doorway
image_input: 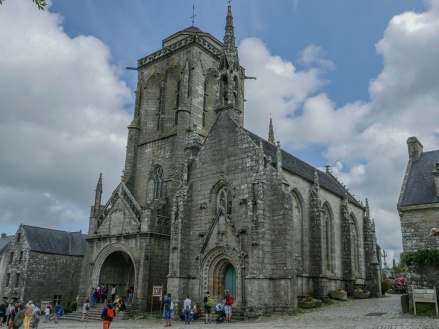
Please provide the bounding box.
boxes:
[91,244,136,301]
[99,251,135,295]
[202,248,240,303]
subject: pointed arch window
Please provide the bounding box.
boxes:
[217,187,233,218]
[350,214,360,274]
[146,166,164,204]
[291,190,304,268]
[221,75,228,106]
[323,203,334,272]
[233,76,238,107]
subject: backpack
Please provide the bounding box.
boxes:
[227,294,234,305]
[206,295,213,307]
[106,307,115,318]
[85,304,89,311]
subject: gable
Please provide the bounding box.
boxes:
[401,150,439,206]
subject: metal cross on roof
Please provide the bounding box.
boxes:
[191,5,196,26]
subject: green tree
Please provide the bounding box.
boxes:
[0,0,47,10]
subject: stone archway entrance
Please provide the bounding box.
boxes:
[202,248,240,303]
[91,244,136,301]
[99,251,134,295]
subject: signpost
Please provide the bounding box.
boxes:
[413,287,439,316]
[151,285,163,314]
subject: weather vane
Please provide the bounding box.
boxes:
[228,0,232,6]
[191,5,196,26]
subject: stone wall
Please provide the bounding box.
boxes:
[400,206,439,252]
[24,251,83,307]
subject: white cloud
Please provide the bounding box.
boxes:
[298,45,336,71]
[0,0,132,234]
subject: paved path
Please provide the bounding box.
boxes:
[42,294,438,329]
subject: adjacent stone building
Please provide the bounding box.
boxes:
[398,137,439,288]
[398,136,439,252]
[0,225,87,307]
[78,5,381,316]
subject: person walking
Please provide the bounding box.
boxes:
[163,293,172,327]
[11,304,24,329]
[81,299,90,323]
[101,302,116,329]
[183,295,191,325]
[110,285,117,303]
[23,301,34,329]
[223,290,234,323]
[43,305,51,323]
[203,291,212,324]
[6,302,15,326]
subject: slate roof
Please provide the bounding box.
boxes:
[22,225,87,256]
[243,128,363,208]
[0,235,13,254]
[401,150,439,206]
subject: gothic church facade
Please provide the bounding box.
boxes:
[78,6,380,316]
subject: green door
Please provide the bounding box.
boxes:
[224,264,236,298]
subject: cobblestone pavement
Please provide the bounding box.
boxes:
[43,294,438,329]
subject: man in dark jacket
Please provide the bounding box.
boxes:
[12,304,25,329]
[101,303,116,329]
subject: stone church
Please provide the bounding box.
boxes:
[78,5,381,316]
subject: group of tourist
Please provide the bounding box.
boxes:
[163,289,234,327]
[0,300,62,329]
[82,284,132,329]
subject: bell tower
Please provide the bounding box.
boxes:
[121,5,246,224]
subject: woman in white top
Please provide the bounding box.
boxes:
[81,299,90,323]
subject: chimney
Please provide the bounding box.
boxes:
[407,136,423,160]
[1,233,6,238]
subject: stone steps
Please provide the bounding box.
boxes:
[60,303,131,322]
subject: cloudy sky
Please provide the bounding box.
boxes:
[1,0,438,265]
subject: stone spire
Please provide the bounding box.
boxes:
[268,117,275,144]
[223,4,236,56]
[94,173,103,213]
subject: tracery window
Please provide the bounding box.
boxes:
[351,214,360,274]
[217,187,232,218]
[146,166,164,204]
[322,203,334,272]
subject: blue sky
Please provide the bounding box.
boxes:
[1,0,438,265]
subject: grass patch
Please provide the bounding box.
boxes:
[415,303,437,317]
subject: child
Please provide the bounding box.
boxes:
[31,312,40,328]
[43,305,51,323]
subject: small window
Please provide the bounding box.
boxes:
[9,252,14,264]
[53,295,62,306]
[17,233,21,242]
[15,273,20,287]
[6,273,10,287]
[19,251,23,263]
